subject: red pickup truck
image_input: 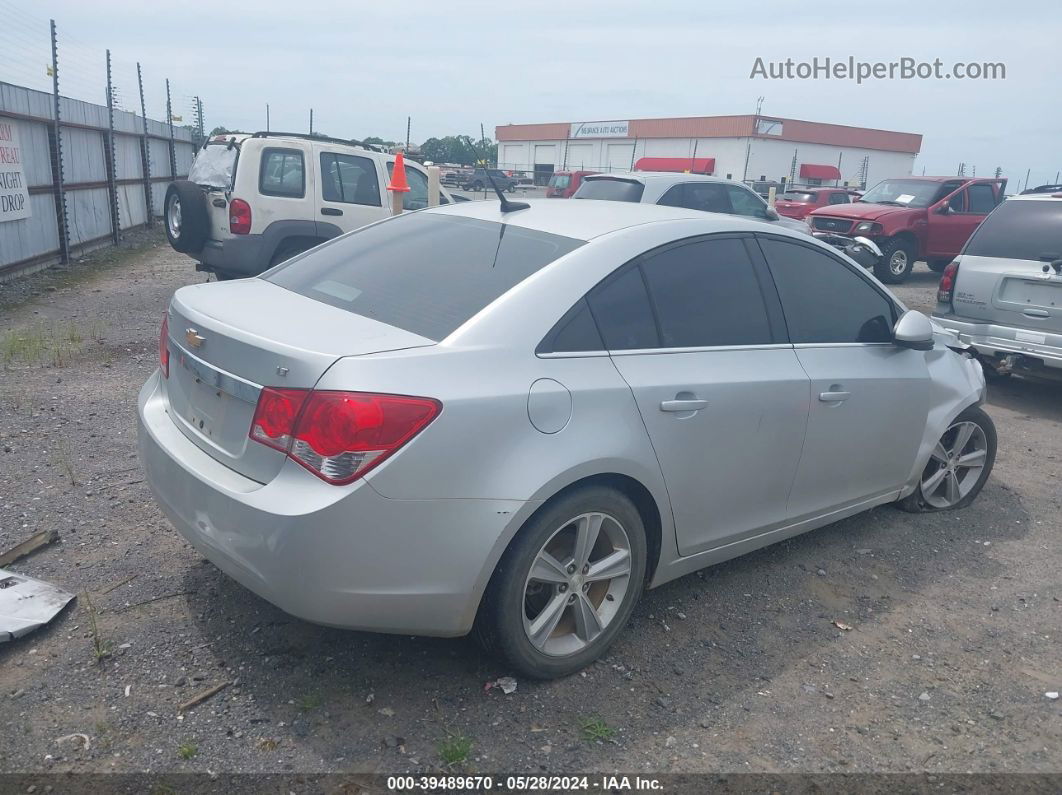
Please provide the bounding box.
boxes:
[806,176,1007,283]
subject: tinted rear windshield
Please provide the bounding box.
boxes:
[574,178,645,202]
[265,213,584,341]
[964,200,1062,261]
[781,192,817,201]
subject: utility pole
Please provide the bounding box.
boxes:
[165,79,177,178]
[137,62,152,224]
[49,19,69,264]
[1023,168,1031,192]
[105,49,120,244]
[309,108,314,135]
[742,96,764,183]
[266,103,270,132]
[406,116,411,151]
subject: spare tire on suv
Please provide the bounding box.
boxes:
[164,181,210,254]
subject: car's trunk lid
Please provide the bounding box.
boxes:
[163,279,435,483]
[953,254,1062,336]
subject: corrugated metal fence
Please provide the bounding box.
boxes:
[0,80,195,281]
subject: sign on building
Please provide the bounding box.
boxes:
[0,120,32,223]
[570,120,630,139]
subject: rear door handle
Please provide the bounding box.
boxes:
[321,207,343,216]
[819,391,851,402]
[660,399,708,412]
[1023,309,1050,318]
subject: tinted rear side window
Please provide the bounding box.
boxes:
[964,200,1062,261]
[640,238,772,347]
[759,238,896,344]
[260,148,304,197]
[587,267,658,349]
[266,213,584,341]
[574,179,645,202]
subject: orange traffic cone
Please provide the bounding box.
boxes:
[387,151,411,193]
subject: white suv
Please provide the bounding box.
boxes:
[164,132,456,279]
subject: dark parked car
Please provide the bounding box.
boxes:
[462,168,517,192]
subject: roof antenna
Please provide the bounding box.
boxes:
[462,135,529,212]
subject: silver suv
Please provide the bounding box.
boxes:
[934,193,1062,381]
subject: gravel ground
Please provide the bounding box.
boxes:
[1,237,1060,778]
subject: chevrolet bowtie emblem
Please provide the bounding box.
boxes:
[185,328,205,349]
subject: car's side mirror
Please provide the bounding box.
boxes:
[764,206,780,221]
[893,310,935,351]
[935,202,951,215]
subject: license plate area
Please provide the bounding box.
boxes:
[999,277,1062,311]
[167,342,262,459]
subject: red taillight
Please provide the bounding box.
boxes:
[229,198,251,235]
[249,390,441,484]
[937,261,960,304]
[159,312,170,378]
[249,387,310,452]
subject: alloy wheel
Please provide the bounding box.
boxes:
[166,194,182,239]
[889,249,909,276]
[522,512,632,657]
[920,420,989,508]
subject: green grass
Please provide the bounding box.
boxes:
[177,742,198,760]
[438,734,472,766]
[0,321,92,368]
[82,592,111,662]
[580,717,617,743]
[297,692,323,711]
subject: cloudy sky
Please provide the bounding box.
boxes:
[6,0,1060,188]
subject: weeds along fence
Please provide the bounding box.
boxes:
[0,7,203,282]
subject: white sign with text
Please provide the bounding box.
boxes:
[569,121,630,139]
[0,119,31,223]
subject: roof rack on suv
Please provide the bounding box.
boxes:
[249,131,388,152]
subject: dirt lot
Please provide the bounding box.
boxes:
[1,235,1060,779]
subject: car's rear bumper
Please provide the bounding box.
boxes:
[932,315,1062,371]
[136,371,529,636]
[197,235,267,276]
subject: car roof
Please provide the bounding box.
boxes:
[584,171,735,187]
[1004,192,1062,202]
[422,197,771,240]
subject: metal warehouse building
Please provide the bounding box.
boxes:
[496,115,921,189]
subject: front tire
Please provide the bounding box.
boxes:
[928,258,951,273]
[475,486,647,679]
[874,237,917,284]
[897,406,996,513]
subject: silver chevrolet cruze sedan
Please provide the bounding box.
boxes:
[138,199,996,678]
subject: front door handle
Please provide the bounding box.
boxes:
[660,399,708,413]
[1023,309,1050,318]
[321,207,343,216]
[819,390,851,402]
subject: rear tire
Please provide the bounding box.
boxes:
[164,181,209,254]
[874,237,917,284]
[474,486,647,679]
[897,406,996,513]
